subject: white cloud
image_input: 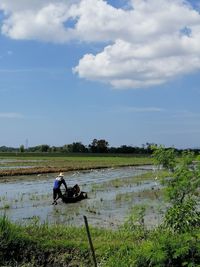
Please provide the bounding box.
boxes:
[1,0,200,89]
[127,107,164,113]
[73,0,200,89]
[116,106,165,113]
[0,112,24,119]
[1,1,77,43]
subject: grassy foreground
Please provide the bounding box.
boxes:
[1,214,200,267]
[0,154,152,177]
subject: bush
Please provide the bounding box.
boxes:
[135,229,200,267]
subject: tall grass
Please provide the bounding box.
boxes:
[0,213,200,266]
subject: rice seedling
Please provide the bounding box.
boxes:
[1,204,10,210]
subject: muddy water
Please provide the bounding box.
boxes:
[0,166,164,228]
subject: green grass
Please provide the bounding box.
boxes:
[0,155,152,166]
[1,213,200,267]
[0,204,10,210]
[0,154,153,177]
[0,215,140,266]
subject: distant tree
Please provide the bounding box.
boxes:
[19,145,25,153]
[89,139,109,153]
[89,139,98,153]
[66,142,87,153]
[145,142,156,154]
[51,146,57,152]
[0,146,18,152]
[39,144,50,152]
[109,146,117,153]
[61,145,68,153]
[118,145,136,154]
[97,139,109,153]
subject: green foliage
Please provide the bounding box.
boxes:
[39,144,50,152]
[0,215,36,264]
[102,168,200,266]
[164,152,197,203]
[163,152,200,233]
[164,199,200,233]
[99,244,137,267]
[151,145,176,171]
[134,229,200,267]
[66,142,87,153]
[0,216,92,266]
[100,227,200,267]
[0,213,200,267]
[152,146,200,233]
[19,145,25,153]
[89,139,109,153]
[122,205,146,237]
[0,215,15,243]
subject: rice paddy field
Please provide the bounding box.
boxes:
[0,165,166,229]
[0,154,165,229]
[0,154,153,177]
[0,156,168,267]
[1,154,199,267]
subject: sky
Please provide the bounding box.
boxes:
[0,0,200,149]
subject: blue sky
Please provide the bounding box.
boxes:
[0,0,200,149]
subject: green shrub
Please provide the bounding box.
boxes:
[135,229,200,267]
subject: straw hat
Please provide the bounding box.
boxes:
[59,172,64,177]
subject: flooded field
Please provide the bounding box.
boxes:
[0,166,165,228]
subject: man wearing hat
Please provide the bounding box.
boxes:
[52,172,68,205]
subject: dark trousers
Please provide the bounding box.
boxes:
[53,188,62,201]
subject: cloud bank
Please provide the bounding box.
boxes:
[1,0,200,89]
[0,112,24,119]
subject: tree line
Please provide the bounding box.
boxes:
[0,139,199,154]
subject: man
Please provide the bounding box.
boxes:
[52,172,67,205]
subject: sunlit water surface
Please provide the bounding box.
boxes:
[0,166,165,228]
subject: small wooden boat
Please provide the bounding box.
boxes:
[62,185,88,203]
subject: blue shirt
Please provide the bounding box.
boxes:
[53,177,67,189]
